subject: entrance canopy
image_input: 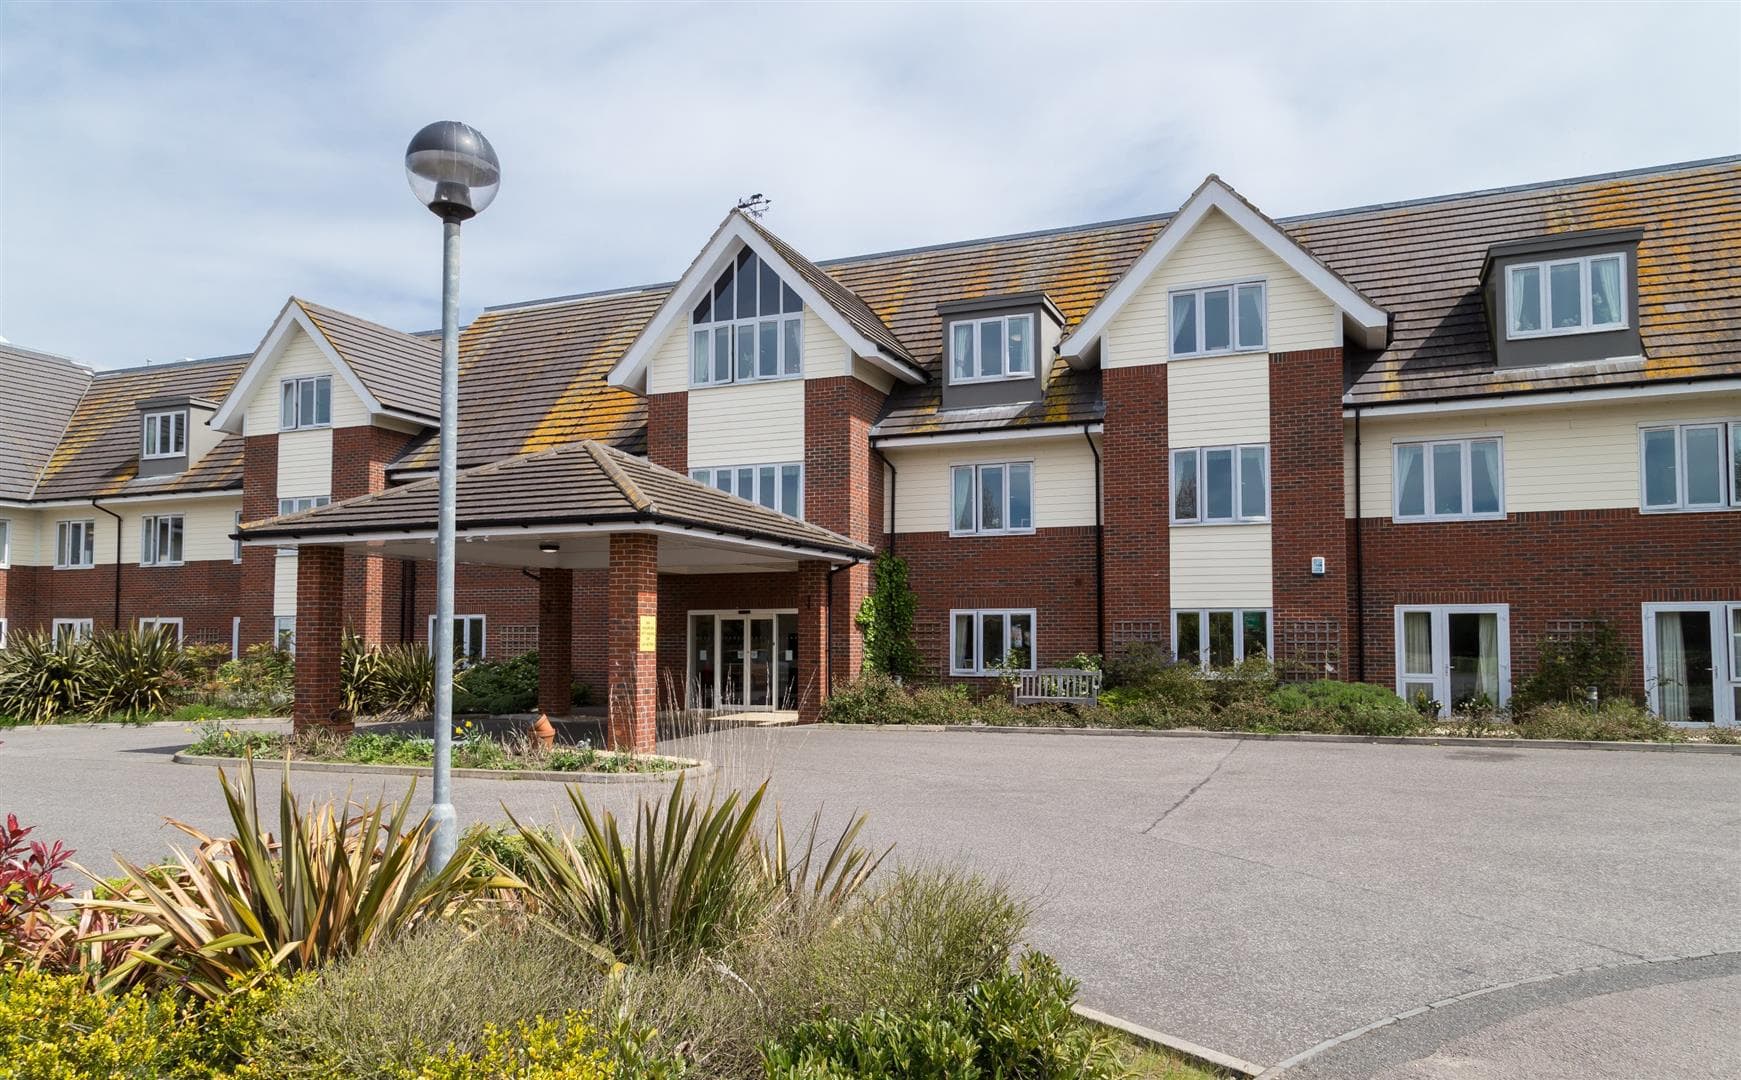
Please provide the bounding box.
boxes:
[237,439,871,573]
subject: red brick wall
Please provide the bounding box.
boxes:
[1100,365,1169,649]
[3,560,243,647]
[1269,347,1349,676]
[647,392,688,473]
[607,534,658,753]
[240,434,280,648]
[1353,508,1741,698]
[292,545,346,732]
[537,567,574,716]
[899,527,1101,677]
[655,571,800,703]
[804,375,886,682]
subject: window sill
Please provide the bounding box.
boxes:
[142,562,185,569]
[1168,346,1267,361]
[1639,504,1738,515]
[280,423,332,433]
[949,372,1035,386]
[948,528,1037,539]
[141,453,186,461]
[53,564,95,571]
[1392,513,1507,524]
[1169,518,1269,528]
[689,373,804,390]
[1505,322,1628,341]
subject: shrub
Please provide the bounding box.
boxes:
[373,643,437,718]
[86,628,200,719]
[0,969,291,1077]
[819,670,913,724]
[0,814,74,969]
[1515,700,1675,742]
[0,631,93,724]
[82,758,489,999]
[405,1012,682,1080]
[856,553,921,678]
[213,644,295,716]
[762,951,1117,1080]
[1512,619,1633,711]
[454,651,540,715]
[1270,680,1424,736]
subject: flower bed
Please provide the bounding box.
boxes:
[183,722,687,775]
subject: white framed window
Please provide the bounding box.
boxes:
[55,520,96,569]
[280,376,332,430]
[233,511,243,563]
[1172,609,1270,669]
[1394,605,1511,717]
[0,519,10,569]
[231,616,241,660]
[1505,253,1626,339]
[1393,437,1504,521]
[949,609,1036,675]
[691,463,804,519]
[1171,444,1268,524]
[1640,422,1734,513]
[274,616,296,654]
[0,618,7,648]
[948,314,1035,384]
[138,617,183,644]
[140,514,184,566]
[1642,603,1739,727]
[690,248,804,387]
[278,496,330,556]
[1169,281,1265,358]
[141,410,187,458]
[950,462,1034,535]
[429,614,487,661]
[52,618,93,646]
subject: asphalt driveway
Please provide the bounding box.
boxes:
[4,721,1737,1077]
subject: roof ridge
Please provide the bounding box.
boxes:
[92,352,250,377]
[584,440,651,513]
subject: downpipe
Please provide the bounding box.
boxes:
[92,499,123,630]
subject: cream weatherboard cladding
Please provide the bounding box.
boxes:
[1349,392,1741,518]
[274,556,298,619]
[1102,208,1340,368]
[884,436,1101,534]
[5,499,242,566]
[688,380,806,465]
[276,429,334,500]
[241,326,369,435]
[1168,354,1271,447]
[1171,526,1274,608]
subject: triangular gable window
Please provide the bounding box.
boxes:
[690,248,805,386]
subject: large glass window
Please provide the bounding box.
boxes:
[55,520,95,569]
[428,615,487,661]
[1393,438,1503,521]
[949,314,1034,384]
[279,376,331,430]
[690,248,804,386]
[1169,282,1265,358]
[691,462,803,519]
[140,514,184,566]
[141,411,186,458]
[138,617,183,644]
[1640,423,1733,512]
[949,609,1036,675]
[1171,444,1268,524]
[1505,253,1627,339]
[1173,608,1270,669]
[1394,605,1509,716]
[950,462,1034,535]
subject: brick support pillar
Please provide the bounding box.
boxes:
[1269,348,1347,679]
[292,545,348,735]
[607,534,658,754]
[240,434,280,649]
[1100,365,1170,652]
[538,567,574,718]
[796,561,830,723]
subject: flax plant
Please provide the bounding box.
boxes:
[82,757,496,999]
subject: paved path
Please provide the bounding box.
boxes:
[4,721,1738,1076]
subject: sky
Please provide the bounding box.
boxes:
[1,1,1737,369]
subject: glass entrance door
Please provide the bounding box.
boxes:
[688,611,798,711]
[1645,605,1723,725]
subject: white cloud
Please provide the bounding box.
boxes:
[1,1,1736,367]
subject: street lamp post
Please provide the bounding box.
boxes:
[404,121,500,873]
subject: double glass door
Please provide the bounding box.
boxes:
[688,611,798,711]
[1644,604,1739,726]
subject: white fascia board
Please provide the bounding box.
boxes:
[1061,180,1389,359]
[1343,377,1741,418]
[244,520,866,565]
[607,215,921,392]
[874,423,1102,449]
[7,488,242,509]
[208,302,389,433]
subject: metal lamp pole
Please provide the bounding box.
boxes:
[404,121,500,873]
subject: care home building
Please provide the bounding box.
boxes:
[1,157,1736,751]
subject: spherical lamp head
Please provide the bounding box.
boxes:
[404,121,500,221]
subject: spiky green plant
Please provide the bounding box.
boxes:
[86,627,198,719]
[501,775,886,968]
[0,631,94,724]
[371,643,435,718]
[81,757,497,1000]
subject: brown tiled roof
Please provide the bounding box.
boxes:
[1289,157,1741,404]
[0,344,91,500]
[33,356,247,500]
[872,360,1103,438]
[296,298,441,419]
[244,439,871,558]
[740,214,917,368]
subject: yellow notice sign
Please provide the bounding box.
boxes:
[638,614,657,652]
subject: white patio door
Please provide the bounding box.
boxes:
[1643,603,1738,727]
[1395,605,1511,717]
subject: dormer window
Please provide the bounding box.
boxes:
[141,411,186,459]
[1505,253,1626,339]
[690,248,804,387]
[949,314,1033,384]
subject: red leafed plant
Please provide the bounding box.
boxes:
[0,813,75,966]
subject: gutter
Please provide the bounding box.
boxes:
[1084,429,1105,658]
[91,498,123,631]
[871,420,1103,449]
